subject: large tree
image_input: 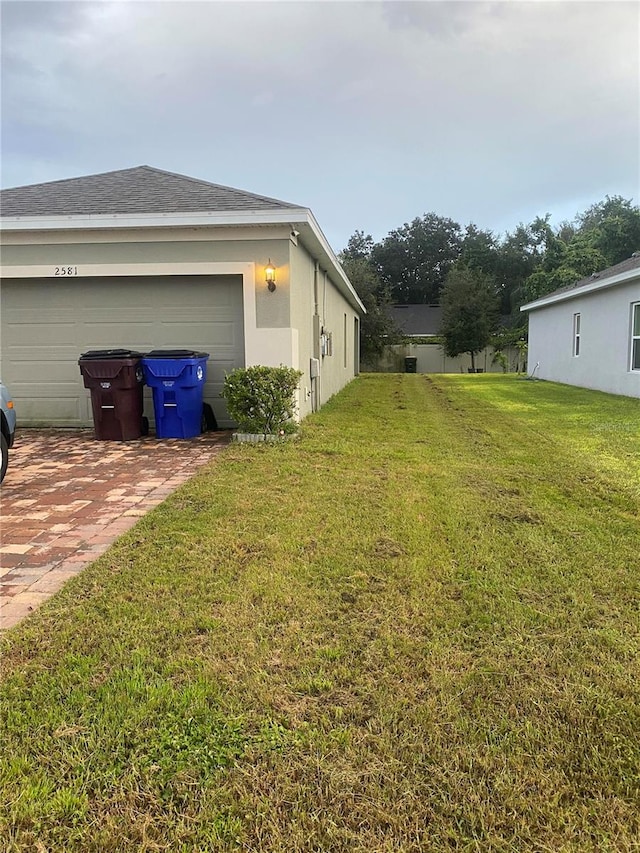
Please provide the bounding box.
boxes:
[576,195,640,266]
[516,197,639,304]
[521,236,608,303]
[493,217,552,319]
[440,266,500,372]
[342,230,375,262]
[459,224,499,278]
[339,252,401,366]
[341,194,640,333]
[371,213,462,304]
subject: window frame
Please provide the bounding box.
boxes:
[343,313,348,368]
[573,312,581,357]
[631,302,640,372]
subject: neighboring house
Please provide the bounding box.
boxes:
[388,304,442,337]
[380,304,520,374]
[520,255,640,398]
[388,304,514,340]
[0,166,364,427]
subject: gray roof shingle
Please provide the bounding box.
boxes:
[389,304,513,335]
[0,165,302,217]
[388,305,443,336]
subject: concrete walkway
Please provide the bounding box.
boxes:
[0,428,231,631]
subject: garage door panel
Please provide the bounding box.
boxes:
[207,358,237,380]
[83,323,157,347]
[1,275,244,428]
[6,344,81,363]
[14,395,85,425]
[205,359,238,424]
[4,320,77,345]
[6,308,75,323]
[144,282,239,309]
[9,361,80,384]
[157,310,237,324]
[157,321,238,347]
[84,309,152,323]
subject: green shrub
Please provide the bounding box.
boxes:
[492,350,509,373]
[221,365,303,436]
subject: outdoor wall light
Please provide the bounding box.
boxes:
[265,259,276,292]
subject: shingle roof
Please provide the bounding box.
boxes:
[389,304,513,335]
[0,165,302,217]
[388,305,443,336]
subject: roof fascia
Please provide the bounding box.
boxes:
[520,267,640,312]
[0,208,309,231]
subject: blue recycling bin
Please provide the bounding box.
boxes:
[141,350,209,439]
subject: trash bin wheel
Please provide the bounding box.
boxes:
[141,416,149,437]
[201,403,217,433]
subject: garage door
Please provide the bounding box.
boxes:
[0,275,244,428]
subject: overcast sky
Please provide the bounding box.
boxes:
[1,0,638,252]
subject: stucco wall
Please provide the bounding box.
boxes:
[526,279,640,398]
[289,240,360,419]
[1,230,291,330]
[1,226,307,375]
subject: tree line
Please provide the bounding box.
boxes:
[340,196,640,365]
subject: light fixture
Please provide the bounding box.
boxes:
[265,259,276,292]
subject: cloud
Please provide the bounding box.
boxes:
[1,0,638,247]
[381,0,502,38]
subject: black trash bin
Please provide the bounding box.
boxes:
[404,357,418,373]
[78,350,145,441]
[141,350,210,439]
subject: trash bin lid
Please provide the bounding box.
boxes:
[79,349,143,360]
[144,349,209,359]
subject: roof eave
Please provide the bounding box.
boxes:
[0,208,310,230]
[520,266,640,312]
[301,211,366,315]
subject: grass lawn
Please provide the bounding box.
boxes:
[1,374,639,852]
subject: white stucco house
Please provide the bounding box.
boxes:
[0,166,364,427]
[520,254,640,398]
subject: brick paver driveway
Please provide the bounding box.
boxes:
[0,429,231,630]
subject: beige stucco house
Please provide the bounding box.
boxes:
[0,166,364,428]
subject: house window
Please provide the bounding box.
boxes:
[343,314,348,368]
[573,312,581,357]
[632,303,640,371]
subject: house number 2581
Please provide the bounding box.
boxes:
[54,266,78,276]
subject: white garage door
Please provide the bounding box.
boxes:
[0,275,244,428]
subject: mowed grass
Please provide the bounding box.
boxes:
[1,374,639,852]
